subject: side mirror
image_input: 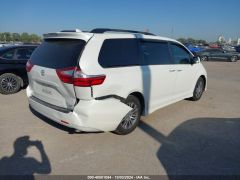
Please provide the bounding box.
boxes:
[191,56,200,64]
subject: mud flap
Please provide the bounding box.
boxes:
[73,98,133,132]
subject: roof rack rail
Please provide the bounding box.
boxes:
[60,29,82,33]
[91,28,155,36]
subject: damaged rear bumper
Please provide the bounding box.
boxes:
[27,87,132,132]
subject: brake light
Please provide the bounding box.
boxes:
[56,67,106,87]
[56,67,75,84]
[26,60,34,72]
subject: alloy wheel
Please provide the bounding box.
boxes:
[0,76,18,93]
[201,56,208,61]
[120,102,139,130]
[231,56,237,62]
[195,80,204,99]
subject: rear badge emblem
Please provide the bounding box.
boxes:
[40,70,45,76]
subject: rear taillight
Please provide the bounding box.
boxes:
[56,67,106,87]
[26,60,34,72]
[56,67,75,84]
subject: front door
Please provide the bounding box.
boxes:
[169,43,196,99]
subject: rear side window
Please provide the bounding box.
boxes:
[31,39,85,69]
[98,39,140,68]
[140,41,172,65]
[170,44,191,64]
[2,49,15,60]
[16,48,35,60]
[212,49,223,53]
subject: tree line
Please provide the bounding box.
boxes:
[0,32,42,43]
[177,38,207,45]
[0,32,213,45]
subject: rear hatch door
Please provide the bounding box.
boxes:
[28,38,86,110]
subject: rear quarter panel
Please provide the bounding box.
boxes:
[79,34,143,100]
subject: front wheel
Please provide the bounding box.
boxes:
[190,77,205,101]
[115,95,141,135]
[0,73,21,95]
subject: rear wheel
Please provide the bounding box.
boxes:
[190,77,205,101]
[230,56,237,62]
[115,95,141,135]
[0,73,21,95]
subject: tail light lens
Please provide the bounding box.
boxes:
[56,67,106,87]
[26,60,34,72]
[56,67,75,84]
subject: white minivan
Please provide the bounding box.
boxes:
[26,28,207,135]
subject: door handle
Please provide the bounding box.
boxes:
[177,70,183,72]
[169,70,176,72]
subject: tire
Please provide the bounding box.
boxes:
[115,95,141,135]
[230,56,237,62]
[0,73,21,95]
[190,77,205,101]
[200,56,208,61]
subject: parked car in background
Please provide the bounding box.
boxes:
[0,45,38,94]
[196,48,240,62]
[27,28,207,135]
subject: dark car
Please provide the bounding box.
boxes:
[0,45,38,94]
[196,48,240,62]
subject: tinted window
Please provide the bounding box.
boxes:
[16,48,35,60]
[170,44,191,64]
[31,39,86,69]
[212,49,223,53]
[98,39,140,68]
[140,41,172,65]
[206,49,221,53]
[206,49,215,52]
[1,49,15,60]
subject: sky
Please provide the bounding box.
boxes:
[0,0,240,42]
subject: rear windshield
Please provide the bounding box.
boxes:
[31,39,86,69]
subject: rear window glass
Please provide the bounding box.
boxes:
[31,39,86,69]
[98,39,140,68]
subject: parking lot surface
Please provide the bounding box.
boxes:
[0,61,240,176]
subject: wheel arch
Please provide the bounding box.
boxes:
[129,91,145,115]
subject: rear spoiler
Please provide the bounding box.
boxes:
[43,30,93,41]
